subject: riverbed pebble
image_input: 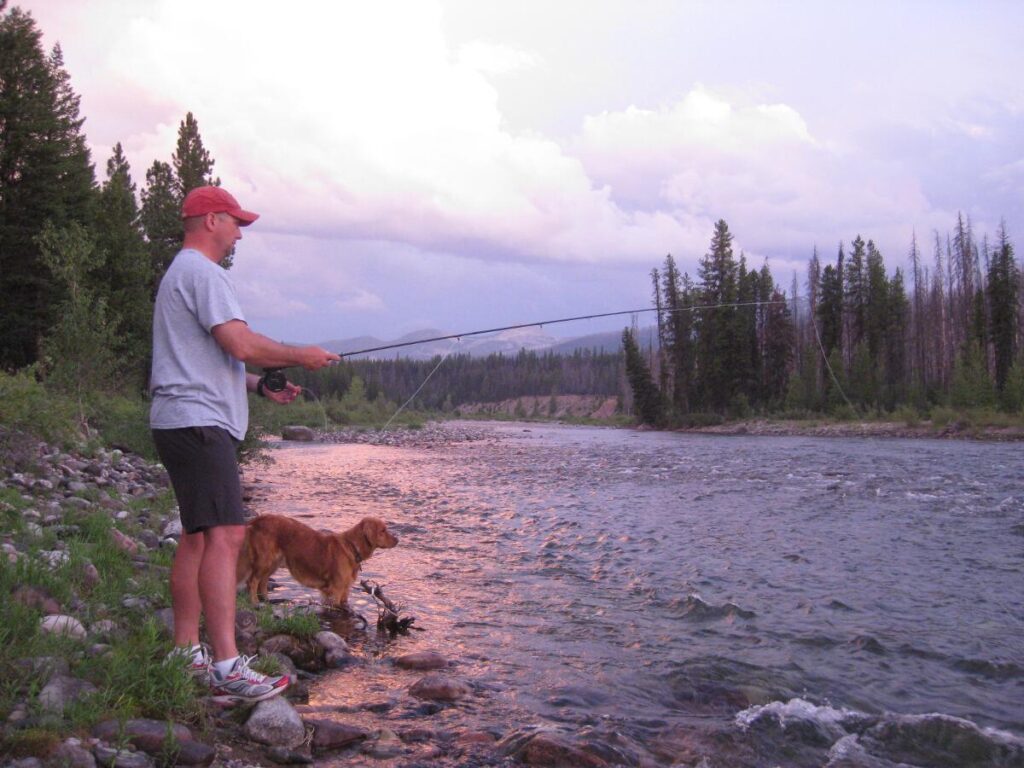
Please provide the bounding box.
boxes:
[307,719,369,752]
[395,649,449,670]
[409,673,472,702]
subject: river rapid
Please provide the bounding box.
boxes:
[248,422,1024,767]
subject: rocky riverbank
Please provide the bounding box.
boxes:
[0,429,623,768]
[676,417,1024,441]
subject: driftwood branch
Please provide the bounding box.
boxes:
[359,580,420,635]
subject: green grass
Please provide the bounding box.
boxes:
[255,604,321,639]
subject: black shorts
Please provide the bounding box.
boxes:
[152,426,245,534]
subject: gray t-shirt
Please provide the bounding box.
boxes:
[150,248,249,440]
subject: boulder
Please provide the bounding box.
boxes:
[243,697,306,748]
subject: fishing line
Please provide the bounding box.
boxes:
[379,337,462,433]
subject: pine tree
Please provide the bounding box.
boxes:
[987,221,1019,393]
[696,219,741,412]
[173,111,218,197]
[622,328,666,426]
[95,143,152,389]
[172,112,229,267]
[140,159,181,289]
[0,8,95,368]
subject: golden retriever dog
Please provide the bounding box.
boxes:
[237,514,398,608]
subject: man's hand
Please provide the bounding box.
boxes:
[265,380,302,405]
[299,346,341,371]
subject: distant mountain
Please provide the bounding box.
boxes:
[319,325,657,360]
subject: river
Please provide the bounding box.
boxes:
[247,422,1024,767]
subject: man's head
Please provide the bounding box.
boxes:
[181,186,259,225]
[181,186,259,262]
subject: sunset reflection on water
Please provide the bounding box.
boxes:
[240,424,1024,764]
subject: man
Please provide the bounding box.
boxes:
[151,186,340,703]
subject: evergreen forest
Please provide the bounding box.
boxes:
[623,218,1021,425]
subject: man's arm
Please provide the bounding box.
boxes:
[212,320,340,369]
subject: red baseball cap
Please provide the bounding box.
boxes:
[181,186,259,225]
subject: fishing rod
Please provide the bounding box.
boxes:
[260,299,788,392]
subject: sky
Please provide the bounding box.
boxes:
[19,0,1024,345]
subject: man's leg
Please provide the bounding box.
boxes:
[170,530,205,647]
[200,524,247,662]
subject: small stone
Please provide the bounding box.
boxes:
[308,719,369,752]
[47,738,97,768]
[265,746,313,764]
[92,719,192,755]
[170,741,216,767]
[64,497,93,510]
[39,615,87,639]
[80,561,102,590]
[39,674,98,714]
[13,584,62,614]
[362,728,404,759]
[110,528,140,554]
[281,426,316,442]
[39,550,70,567]
[162,516,183,539]
[409,674,472,702]
[395,650,448,671]
[90,619,119,640]
[92,745,153,768]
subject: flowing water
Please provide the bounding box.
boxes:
[249,423,1024,767]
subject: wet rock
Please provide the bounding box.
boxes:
[266,746,313,764]
[499,731,608,767]
[92,745,153,768]
[308,719,369,752]
[281,426,316,442]
[93,718,192,754]
[395,650,448,670]
[12,584,62,614]
[861,713,1024,767]
[46,738,96,768]
[362,728,404,759]
[409,673,472,702]
[243,697,306,748]
[261,634,321,669]
[39,614,87,639]
[39,675,98,714]
[314,630,349,667]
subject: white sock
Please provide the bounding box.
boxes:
[212,656,239,678]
